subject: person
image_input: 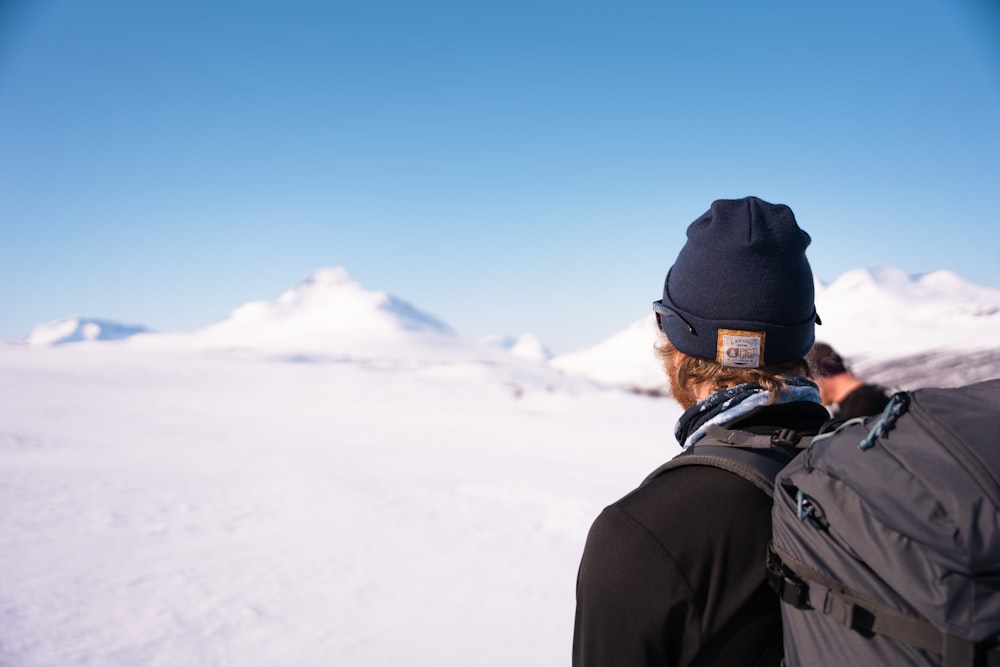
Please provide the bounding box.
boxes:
[807,342,890,419]
[572,196,831,667]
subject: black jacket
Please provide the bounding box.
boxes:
[836,383,890,420]
[573,401,830,667]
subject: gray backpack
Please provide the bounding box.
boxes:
[768,379,1000,666]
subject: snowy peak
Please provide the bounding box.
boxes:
[815,265,1000,359]
[913,270,1000,314]
[222,267,450,334]
[509,334,552,362]
[190,267,456,356]
[550,315,667,393]
[820,265,912,292]
[819,265,1000,311]
[482,333,553,362]
[27,317,150,346]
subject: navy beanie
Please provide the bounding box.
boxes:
[655,196,819,367]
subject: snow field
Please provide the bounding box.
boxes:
[0,344,678,666]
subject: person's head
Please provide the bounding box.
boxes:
[653,196,819,408]
[807,342,858,405]
[808,342,849,378]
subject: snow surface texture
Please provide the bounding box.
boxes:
[0,344,668,667]
[3,264,1000,666]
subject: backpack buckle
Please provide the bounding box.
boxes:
[771,429,802,447]
[773,572,809,608]
[766,545,811,609]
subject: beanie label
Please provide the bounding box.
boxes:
[716,329,765,368]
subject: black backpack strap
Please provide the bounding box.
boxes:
[644,426,807,498]
[705,424,813,449]
[767,544,1000,667]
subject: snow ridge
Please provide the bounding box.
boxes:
[482,333,553,362]
[27,317,150,346]
[18,264,1000,392]
[187,267,457,357]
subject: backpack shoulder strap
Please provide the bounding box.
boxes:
[644,425,808,498]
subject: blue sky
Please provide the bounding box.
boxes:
[2,0,998,353]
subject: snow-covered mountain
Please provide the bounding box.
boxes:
[813,266,1000,390]
[20,269,568,377]
[185,267,455,356]
[26,317,151,346]
[551,265,1000,393]
[19,264,1000,392]
[549,316,666,394]
[814,266,1000,359]
[104,268,541,372]
[481,333,553,362]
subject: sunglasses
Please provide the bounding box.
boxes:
[652,300,695,334]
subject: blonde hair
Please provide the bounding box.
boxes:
[655,335,811,400]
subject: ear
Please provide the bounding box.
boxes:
[673,351,687,368]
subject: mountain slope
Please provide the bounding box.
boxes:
[549,316,666,394]
[173,267,488,361]
[814,266,1000,361]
